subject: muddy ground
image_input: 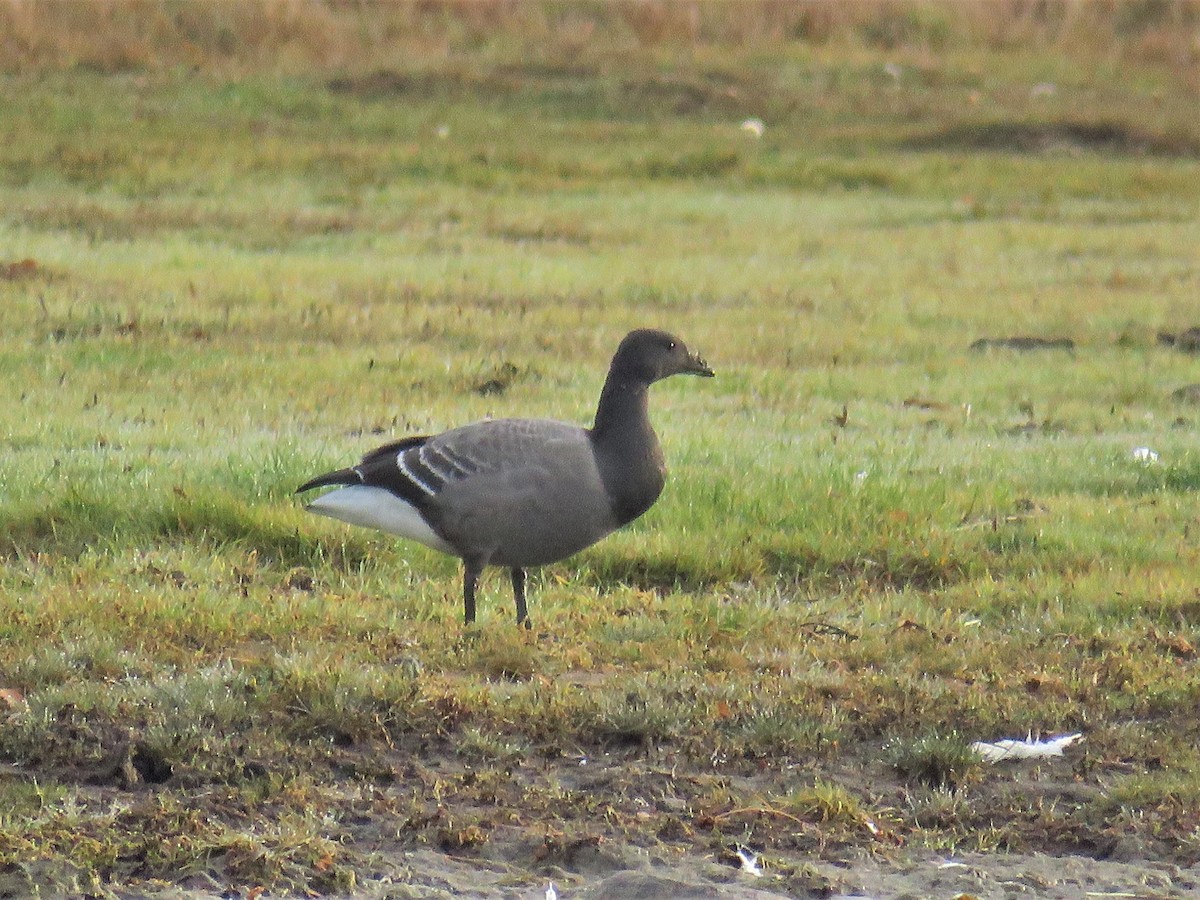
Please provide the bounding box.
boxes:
[8,736,1199,900]
[279,849,1197,900]
[45,844,1199,899]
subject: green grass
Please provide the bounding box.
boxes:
[2,40,1200,895]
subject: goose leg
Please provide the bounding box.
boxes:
[511,567,530,629]
[463,561,483,625]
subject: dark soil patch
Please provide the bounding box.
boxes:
[327,69,489,100]
[1159,326,1200,353]
[617,73,747,116]
[10,704,171,790]
[903,120,1200,156]
[469,361,526,396]
[1172,383,1200,404]
[327,66,763,122]
[587,555,722,595]
[970,335,1076,352]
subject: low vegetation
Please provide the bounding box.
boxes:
[1,5,1199,895]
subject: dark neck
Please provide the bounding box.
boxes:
[592,370,649,439]
[590,369,665,526]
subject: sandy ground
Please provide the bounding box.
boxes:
[67,845,1196,900]
[315,848,1198,899]
[6,807,1195,899]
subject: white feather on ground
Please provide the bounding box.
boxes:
[736,846,763,877]
[971,732,1082,763]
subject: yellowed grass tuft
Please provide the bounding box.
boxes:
[0,0,1197,73]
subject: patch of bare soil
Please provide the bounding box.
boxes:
[81,845,1200,899]
[903,121,1200,157]
[11,726,1200,899]
[969,336,1076,352]
[1159,327,1200,353]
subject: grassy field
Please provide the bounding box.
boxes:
[2,24,1200,898]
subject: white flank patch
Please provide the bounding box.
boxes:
[306,485,454,554]
[971,732,1082,764]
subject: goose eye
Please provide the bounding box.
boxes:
[668,341,677,350]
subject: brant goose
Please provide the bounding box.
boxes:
[297,329,714,627]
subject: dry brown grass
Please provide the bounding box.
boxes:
[2,0,1198,74]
